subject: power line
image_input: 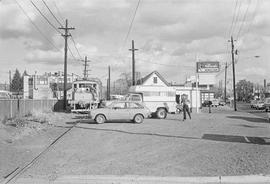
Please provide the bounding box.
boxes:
[245,0,260,34]
[228,0,239,37]
[232,0,243,36]
[30,0,62,34]
[67,45,79,61]
[14,0,61,52]
[52,0,65,22]
[41,0,64,27]
[70,35,83,60]
[236,0,251,40]
[42,0,83,61]
[40,0,83,61]
[123,0,141,47]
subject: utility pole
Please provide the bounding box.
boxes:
[129,40,138,86]
[82,56,90,79]
[59,19,75,110]
[9,70,11,92]
[107,66,111,100]
[230,36,237,111]
[224,62,227,102]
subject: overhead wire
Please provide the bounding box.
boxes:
[44,0,83,61]
[236,0,251,40]
[123,0,141,47]
[52,0,65,22]
[245,0,260,35]
[70,35,83,60]
[30,0,62,34]
[41,0,64,27]
[14,0,61,52]
[228,0,239,37]
[231,0,243,36]
[39,0,83,61]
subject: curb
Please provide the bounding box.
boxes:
[14,175,270,184]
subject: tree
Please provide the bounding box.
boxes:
[236,79,254,101]
[212,86,223,98]
[10,69,23,92]
[22,70,28,76]
[112,72,141,95]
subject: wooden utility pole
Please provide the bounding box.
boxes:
[9,70,11,92]
[59,19,75,110]
[107,66,111,100]
[230,36,237,111]
[83,56,90,79]
[129,40,138,86]
[224,62,227,102]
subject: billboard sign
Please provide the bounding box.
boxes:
[196,61,220,73]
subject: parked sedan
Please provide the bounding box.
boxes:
[250,100,258,108]
[254,101,265,110]
[89,101,151,124]
[211,99,219,107]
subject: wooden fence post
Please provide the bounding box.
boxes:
[10,100,12,119]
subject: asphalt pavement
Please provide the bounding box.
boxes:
[10,105,269,184]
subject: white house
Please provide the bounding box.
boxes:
[136,71,202,110]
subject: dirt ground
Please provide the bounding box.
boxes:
[1,107,270,183]
[0,111,76,181]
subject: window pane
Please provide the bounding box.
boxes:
[131,95,141,101]
[153,77,157,84]
[113,102,125,109]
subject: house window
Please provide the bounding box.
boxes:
[153,77,157,84]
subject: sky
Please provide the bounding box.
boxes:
[0,0,269,87]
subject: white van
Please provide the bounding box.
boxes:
[127,85,177,119]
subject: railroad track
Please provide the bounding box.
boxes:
[2,122,78,184]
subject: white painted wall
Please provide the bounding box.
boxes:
[23,76,29,99]
[143,73,167,86]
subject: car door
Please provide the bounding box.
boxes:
[109,102,130,120]
[127,102,144,118]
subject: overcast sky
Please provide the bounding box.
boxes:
[0,0,269,86]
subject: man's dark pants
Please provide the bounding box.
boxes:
[183,104,191,120]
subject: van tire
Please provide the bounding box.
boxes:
[156,108,167,119]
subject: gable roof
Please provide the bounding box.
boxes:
[137,71,170,86]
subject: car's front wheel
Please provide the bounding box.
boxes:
[156,108,167,119]
[133,114,144,124]
[95,114,106,124]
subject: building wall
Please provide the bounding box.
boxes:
[23,76,29,99]
[143,73,167,86]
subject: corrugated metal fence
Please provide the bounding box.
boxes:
[0,99,64,119]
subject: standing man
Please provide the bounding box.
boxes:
[181,96,191,121]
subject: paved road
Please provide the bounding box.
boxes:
[236,102,268,119]
[14,106,270,183]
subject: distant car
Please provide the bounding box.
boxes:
[264,98,270,112]
[202,100,212,107]
[250,100,258,108]
[254,101,265,110]
[211,99,219,107]
[219,101,226,106]
[0,90,11,99]
[89,101,151,124]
